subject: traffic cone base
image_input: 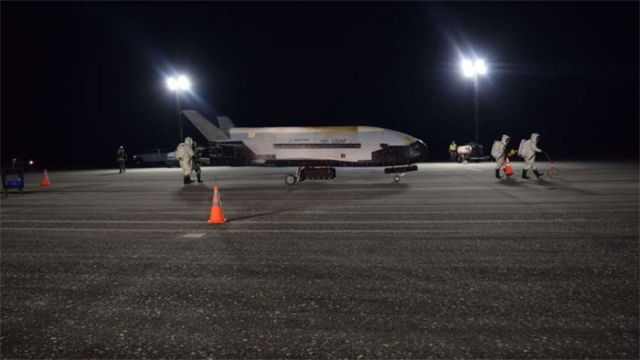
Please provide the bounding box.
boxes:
[208,206,226,224]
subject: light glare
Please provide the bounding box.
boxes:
[166,75,191,91]
[461,59,475,77]
[460,57,488,78]
[166,77,178,90]
[177,75,191,90]
[475,59,487,75]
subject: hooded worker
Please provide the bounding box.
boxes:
[176,137,195,184]
[191,140,203,183]
[520,133,544,179]
[491,134,511,178]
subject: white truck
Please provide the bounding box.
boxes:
[132,148,173,167]
[166,149,210,167]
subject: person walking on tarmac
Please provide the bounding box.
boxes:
[116,146,127,174]
[191,140,203,183]
[491,134,514,178]
[448,141,458,162]
[176,137,195,184]
[519,132,544,179]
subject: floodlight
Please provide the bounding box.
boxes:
[458,55,489,144]
[165,73,193,142]
[461,59,475,77]
[166,77,178,91]
[177,75,191,91]
[475,59,487,75]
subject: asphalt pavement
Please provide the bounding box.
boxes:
[1,162,638,359]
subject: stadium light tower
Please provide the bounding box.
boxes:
[460,58,487,144]
[166,75,191,142]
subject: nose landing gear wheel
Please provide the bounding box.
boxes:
[285,174,297,185]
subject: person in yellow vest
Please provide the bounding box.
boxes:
[448,141,458,162]
[116,146,127,174]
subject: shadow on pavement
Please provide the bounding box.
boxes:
[1,190,38,197]
[501,175,602,196]
[171,182,411,206]
[228,208,296,222]
[496,178,522,187]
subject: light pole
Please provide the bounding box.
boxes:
[460,58,487,144]
[166,75,191,142]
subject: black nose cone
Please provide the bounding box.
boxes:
[409,140,429,162]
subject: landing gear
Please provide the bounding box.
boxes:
[384,164,418,174]
[285,167,336,185]
[285,174,297,185]
[392,173,407,183]
[385,164,416,184]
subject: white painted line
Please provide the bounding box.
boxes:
[0,205,640,215]
[3,199,634,207]
[202,229,475,234]
[1,218,595,225]
[0,227,185,233]
[1,208,637,215]
[0,227,511,234]
[7,219,204,224]
[297,209,637,214]
[181,233,207,238]
[0,227,627,234]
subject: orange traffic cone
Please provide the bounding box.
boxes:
[207,185,226,224]
[40,169,51,187]
[504,157,514,177]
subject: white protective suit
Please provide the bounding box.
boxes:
[457,145,472,162]
[175,137,195,176]
[492,134,510,170]
[521,133,542,171]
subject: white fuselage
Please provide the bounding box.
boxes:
[229,126,419,162]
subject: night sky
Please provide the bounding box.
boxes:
[2,2,638,167]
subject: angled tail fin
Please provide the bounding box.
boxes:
[216,116,235,132]
[182,110,229,142]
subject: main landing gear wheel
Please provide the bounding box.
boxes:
[285,174,297,185]
[392,172,407,183]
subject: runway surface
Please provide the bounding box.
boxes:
[1,162,638,358]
